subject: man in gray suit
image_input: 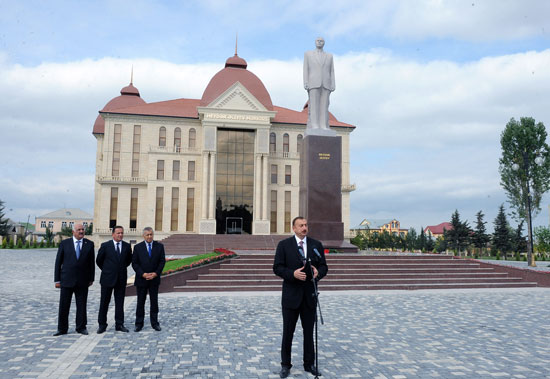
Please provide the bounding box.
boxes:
[303,37,335,131]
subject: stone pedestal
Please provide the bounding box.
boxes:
[299,135,344,242]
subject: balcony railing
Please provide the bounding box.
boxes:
[149,145,200,154]
[96,176,147,185]
[269,151,300,159]
[342,184,356,192]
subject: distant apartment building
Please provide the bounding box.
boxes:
[424,222,452,239]
[351,218,408,238]
[35,208,93,234]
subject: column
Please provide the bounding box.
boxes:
[201,153,209,219]
[208,152,216,219]
[262,154,268,220]
[254,154,262,221]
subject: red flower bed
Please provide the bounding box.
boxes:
[162,249,237,275]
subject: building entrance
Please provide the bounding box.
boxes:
[215,129,254,234]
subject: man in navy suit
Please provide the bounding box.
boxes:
[273,217,328,378]
[132,227,166,332]
[96,225,132,333]
[53,224,95,336]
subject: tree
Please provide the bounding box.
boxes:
[45,227,54,244]
[0,200,10,236]
[416,227,427,251]
[406,228,417,252]
[425,235,435,252]
[499,117,550,221]
[511,220,527,258]
[471,211,490,256]
[493,204,512,258]
[534,226,550,256]
[446,210,471,254]
[85,222,93,235]
[59,226,73,237]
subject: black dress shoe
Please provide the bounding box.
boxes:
[304,365,321,376]
[115,325,129,332]
[134,326,142,332]
[97,325,107,334]
[76,329,89,335]
[279,366,290,378]
[53,331,67,336]
[152,325,161,331]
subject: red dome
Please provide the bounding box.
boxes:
[93,82,146,134]
[200,54,273,110]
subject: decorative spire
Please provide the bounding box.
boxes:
[130,65,134,85]
[235,32,238,56]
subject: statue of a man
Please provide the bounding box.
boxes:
[303,37,335,132]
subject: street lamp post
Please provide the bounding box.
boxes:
[512,152,543,267]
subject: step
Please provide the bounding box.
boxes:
[196,272,511,280]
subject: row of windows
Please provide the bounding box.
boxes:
[270,164,292,185]
[109,187,194,232]
[270,133,303,153]
[159,127,196,149]
[156,160,196,181]
[270,190,292,233]
[39,221,89,229]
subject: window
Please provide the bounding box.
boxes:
[270,190,277,233]
[69,222,74,229]
[284,191,291,233]
[159,126,166,147]
[110,187,118,229]
[283,133,289,153]
[172,160,180,180]
[297,134,303,154]
[174,127,181,152]
[132,125,141,177]
[130,188,138,229]
[189,128,196,148]
[186,188,194,231]
[83,222,88,228]
[188,161,195,180]
[48,221,54,229]
[157,160,165,180]
[271,164,278,184]
[269,132,276,152]
[285,165,291,184]
[155,187,163,231]
[40,221,46,228]
[171,187,179,231]
[61,221,67,228]
[112,124,121,176]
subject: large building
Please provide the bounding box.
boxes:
[92,52,355,243]
[351,218,408,238]
[35,208,93,234]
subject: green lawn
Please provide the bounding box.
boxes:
[163,252,220,273]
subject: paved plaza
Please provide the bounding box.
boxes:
[1,249,549,378]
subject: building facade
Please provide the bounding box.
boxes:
[424,222,452,239]
[351,218,408,238]
[92,53,355,243]
[35,208,93,234]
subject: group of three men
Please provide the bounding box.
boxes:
[53,225,166,335]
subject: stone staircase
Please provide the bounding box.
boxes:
[173,254,538,292]
[161,234,289,255]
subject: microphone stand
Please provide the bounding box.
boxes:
[307,258,324,379]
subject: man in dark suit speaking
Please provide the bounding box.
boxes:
[132,227,166,332]
[96,225,132,334]
[53,224,95,336]
[273,217,328,378]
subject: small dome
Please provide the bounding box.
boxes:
[200,53,273,110]
[93,82,146,134]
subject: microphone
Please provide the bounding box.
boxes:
[298,247,306,264]
[313,247,322,259]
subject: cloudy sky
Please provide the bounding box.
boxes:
[1,0,550,232]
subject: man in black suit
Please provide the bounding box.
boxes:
[53,224,95,336]
[132,227,166,332]
[273,216,328,378]
[96,225,132,333]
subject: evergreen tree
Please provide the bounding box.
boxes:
[493,204,512,258]
[471,210,490,255]
[512,221,527,258]
[416,227,427,251]
[446,210,471,254]
[406,228,417,252]
[0,200,10,237]
[45,227,54,244]
[425,235,435,252]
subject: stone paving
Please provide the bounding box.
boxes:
[1,249,550,378]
